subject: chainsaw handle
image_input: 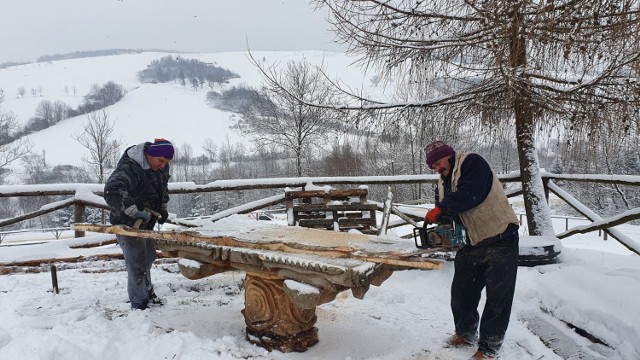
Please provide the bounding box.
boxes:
[414,222,432,249]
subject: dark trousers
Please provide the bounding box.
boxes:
[117,235,157,309]
[451,232,519,354]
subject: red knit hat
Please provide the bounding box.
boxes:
[424,141,454,168]
[146,138,174,159]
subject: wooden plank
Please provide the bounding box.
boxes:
[297,217,374,227]
[298,219,334,227]
[293,204,378,212]
[520,311,608,360]
[337,218,375,226]
[72,223,443,270]
[0,253,125,268]
[285,188,368,200]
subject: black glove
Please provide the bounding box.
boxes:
[159,209,169,224]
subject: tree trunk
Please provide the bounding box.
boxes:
[514,103,554,236]
[510,13,554,236]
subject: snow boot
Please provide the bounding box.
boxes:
[445,333,473,347]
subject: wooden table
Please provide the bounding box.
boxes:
[73,223,443,352]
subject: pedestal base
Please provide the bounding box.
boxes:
[245,326,318,353]
[242,274,319,352]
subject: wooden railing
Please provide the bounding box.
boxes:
[0,172,638,254]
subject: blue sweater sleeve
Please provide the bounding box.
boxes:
[438,154,493,217]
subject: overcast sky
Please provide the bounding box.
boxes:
[0,0,345,64]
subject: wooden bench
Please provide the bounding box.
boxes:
[285,188,378,234]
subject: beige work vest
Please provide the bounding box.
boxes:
[438,152,519,246]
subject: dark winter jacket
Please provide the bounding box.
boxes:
[104,143,170,229]
[437,152,519,245]
[436,153,493,216]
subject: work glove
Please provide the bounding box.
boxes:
[425,207,443,224]
[158,203,169,224]
[124,205,151,224]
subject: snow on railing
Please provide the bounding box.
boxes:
[0,173,638,254]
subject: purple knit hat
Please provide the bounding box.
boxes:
[424,141,454,168]
[146,138,174,159]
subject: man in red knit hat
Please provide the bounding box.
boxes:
[424,140,520,360]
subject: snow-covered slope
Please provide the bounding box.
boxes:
[0,51,379,171]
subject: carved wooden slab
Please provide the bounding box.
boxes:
[72,223,443,270]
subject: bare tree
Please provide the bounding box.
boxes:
[173,143,193,182]
[52,100,71,124]
[34,100,55,126]
[201,137,218,163]
[72,110,122,183]
[309,0,640,235]
[82,81,126,112]
[242,55,340,176]
[0,89,31,182]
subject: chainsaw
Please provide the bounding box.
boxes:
[413,221,467,250]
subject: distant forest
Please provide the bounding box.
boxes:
[37,49,144,62]
[206,86,271,114]
[9,81,126,139]
[137,56,239,87]
[0,48,191,69]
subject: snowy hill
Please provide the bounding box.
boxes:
[0,51,380,177]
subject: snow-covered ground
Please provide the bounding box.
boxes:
[1,214,638,359]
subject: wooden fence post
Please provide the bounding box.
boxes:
[542,178,550,203]
[74,202,85,238]
[50,264,59,294]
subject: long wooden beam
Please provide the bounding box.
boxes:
[0,198,76,228]
[72,223,443,270]
[548,181,640,255]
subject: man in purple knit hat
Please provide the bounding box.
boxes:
[423,140,520,360]
[104,138,174,310]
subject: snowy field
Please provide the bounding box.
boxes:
[1,214,638,360]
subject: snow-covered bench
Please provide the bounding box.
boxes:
[519,235,563,266]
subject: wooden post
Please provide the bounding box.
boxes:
[50,264,59,294]
[542,178,550,203]
[378,187,393,236]
[285,196,295,226]
[74,202,86,238]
